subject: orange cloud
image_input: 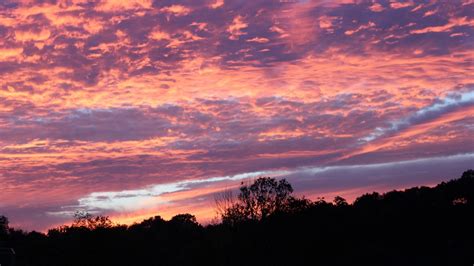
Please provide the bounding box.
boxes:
[95,0,152,11]
[210,0,224,9]
[411,16,474,34]
[15,29,51,42]
[160,5,191,16]
[0,47,23,61]
[227,15,248,40]
[390,1,414,9]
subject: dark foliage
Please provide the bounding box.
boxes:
[0,215,8,236]
[220,177,301,225]
[1,170,473,266]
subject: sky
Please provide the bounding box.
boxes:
[0,0,473,231]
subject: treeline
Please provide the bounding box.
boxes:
[1,170,474,266]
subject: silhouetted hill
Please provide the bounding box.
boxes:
[1,170,473,266]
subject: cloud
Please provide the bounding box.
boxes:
[390,1,414,10]
[361,90,474,142]
[410,16,474,34]
[160,5,191,16]
[95,0,153,12]
[227,15,248,40]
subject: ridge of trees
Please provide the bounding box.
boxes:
[0,169,473,266]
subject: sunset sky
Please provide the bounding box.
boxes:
[0,0,473,231]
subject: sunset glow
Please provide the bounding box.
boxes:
[0,0,473,231]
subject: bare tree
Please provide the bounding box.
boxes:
[214,188,235,221]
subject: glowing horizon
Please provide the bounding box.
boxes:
[1,0,473,231]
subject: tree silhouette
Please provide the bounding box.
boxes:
[220,177,296,223]
[214,188,235,221]
[0,215,8,236]
[72,211,112,229]
[170,214,198,226]
[333,196,348,207]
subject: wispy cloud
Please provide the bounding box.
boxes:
[361,90,474,142]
